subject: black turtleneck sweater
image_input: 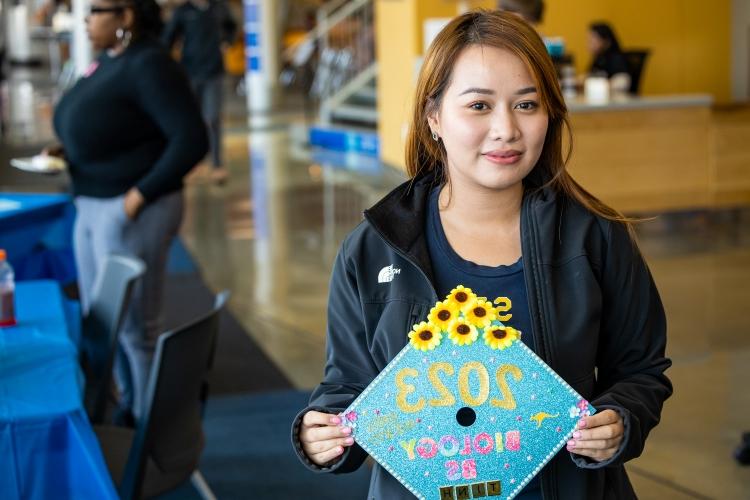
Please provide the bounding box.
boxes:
[53,38,208,202]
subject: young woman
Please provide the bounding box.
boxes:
[50,0,207,424]
[293,10,671,499]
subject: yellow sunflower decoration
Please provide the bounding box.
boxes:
[447,317,479,346]
[445,285,477,313]
[483,325,520,350]
[427,300,460,332]
[465,299,496,329]
[408,321,442,351]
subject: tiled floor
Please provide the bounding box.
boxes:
[3,71,749,499]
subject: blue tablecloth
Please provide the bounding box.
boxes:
[0,281,117,499]
[0,193,76,283]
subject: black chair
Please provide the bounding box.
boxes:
[94,291,230,500]
[623,49,650,95]
[81,254,146,424]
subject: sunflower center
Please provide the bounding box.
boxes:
[457,324,471,335]
[491,329,507,339]
[473,307,486,318]
[418,331,433,341]
[455,292,468,302]
[437,310,451,321]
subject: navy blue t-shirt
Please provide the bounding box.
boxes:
[425,188,534,351]
[425,187,542,499]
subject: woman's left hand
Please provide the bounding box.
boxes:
[566,409,624,462]
[124,188,145,220]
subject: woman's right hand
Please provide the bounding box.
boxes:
[41,144,65,159]
[299,410,354,467]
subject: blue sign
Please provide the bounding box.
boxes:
[243,0,262,73]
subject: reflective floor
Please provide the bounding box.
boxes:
[3,72,749,499]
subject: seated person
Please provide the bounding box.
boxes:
[588,22,629,77]
[588,22,631,94]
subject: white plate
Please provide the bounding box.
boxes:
[11,156,67,175]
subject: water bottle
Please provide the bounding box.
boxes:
[0,249,16,327]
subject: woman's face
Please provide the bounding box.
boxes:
[588,30,606,55]
[85,1,130,50]
[428,45,548,196]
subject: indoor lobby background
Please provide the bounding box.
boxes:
[1,0,749,498]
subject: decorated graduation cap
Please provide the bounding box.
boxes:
[340,286,595,500]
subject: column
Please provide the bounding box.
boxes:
[6,0,32,63]
[71,0,92,76]
[374,0,466,168]
[243,0,280,113]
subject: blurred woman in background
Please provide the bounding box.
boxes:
[48,0,207,425]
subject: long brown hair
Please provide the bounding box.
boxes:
[405,9,632,229]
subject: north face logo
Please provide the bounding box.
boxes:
[377,264,401,283]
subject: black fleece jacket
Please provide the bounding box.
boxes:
[292,172,672,499]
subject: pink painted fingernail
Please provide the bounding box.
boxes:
[344,437,354,445]
[578,419,586,428]
[330,416,341,425]
[567,440,575,448]
[342,426,351,434]
[573,431,581,439]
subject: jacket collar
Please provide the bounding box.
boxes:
[362,166,556,282]
[363,172,440,283]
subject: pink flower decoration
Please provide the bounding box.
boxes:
[577,399,589,412]
[345,411,358,422]
[504,463,510,469]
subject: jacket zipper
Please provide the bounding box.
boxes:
[521,194,558,500]
[522,194,550,361]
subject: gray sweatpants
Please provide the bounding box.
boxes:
[74,190,183,418]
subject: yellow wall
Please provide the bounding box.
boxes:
[538,0,732,102]
[375,0,460,167]
[376,0,732,168]
[375,0,416,167]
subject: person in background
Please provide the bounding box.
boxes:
[162,0,237,184]
[48,0,208,425]
[736,432,750,465]
[497,0,544,26]
[292,10,671,499]
[588,22,629,79]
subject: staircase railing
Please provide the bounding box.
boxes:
[285,0,376,125]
